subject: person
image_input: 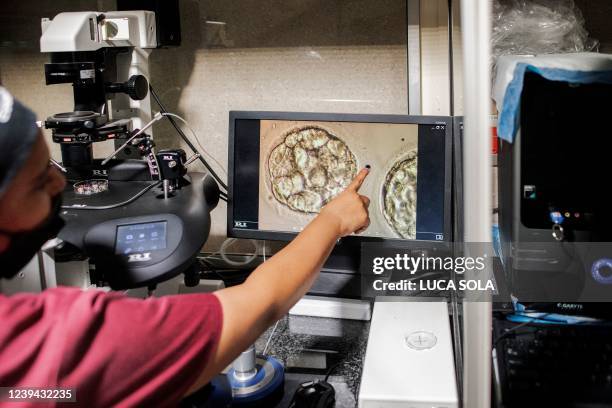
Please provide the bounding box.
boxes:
[0,86,370,406]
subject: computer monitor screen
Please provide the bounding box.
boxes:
[228,112,451,243]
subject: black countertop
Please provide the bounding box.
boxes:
[254,314,370,408]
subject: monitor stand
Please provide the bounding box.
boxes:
[289,241,372,321]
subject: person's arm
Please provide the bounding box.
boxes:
[187,168,371,393]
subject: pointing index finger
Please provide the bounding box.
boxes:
[348,167,369,192]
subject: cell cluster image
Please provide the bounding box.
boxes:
[267,126,357,214]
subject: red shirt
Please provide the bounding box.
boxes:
[0,287,222,407]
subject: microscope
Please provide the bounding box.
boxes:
[40,8,220,290]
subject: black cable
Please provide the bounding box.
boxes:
[493,313,554,349]
[493,321,536,349]
[198,259,232,281]
[149,84,229,192]
[324,360,345,382]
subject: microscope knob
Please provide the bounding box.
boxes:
[125,75,149,100]
[106,75,149,100]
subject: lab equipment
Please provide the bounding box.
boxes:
[73,179,109,195]
[228,111,453,298]
[117,0,182,48]
[226,346,285,407]
[228,111,451,243]
[39,8,221,289]
[358,300,459,407]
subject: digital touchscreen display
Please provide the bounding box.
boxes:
[115,221,167,255]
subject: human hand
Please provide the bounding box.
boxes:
[319,167,371,237]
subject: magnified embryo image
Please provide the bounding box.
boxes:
[259,120,419,238]
[267,126,357,213]
[382,151,418,239]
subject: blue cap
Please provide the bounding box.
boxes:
[0,87,39,198]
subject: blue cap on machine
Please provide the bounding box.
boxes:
[0,87,39,198]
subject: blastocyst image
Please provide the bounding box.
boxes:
[382,150,418,238]
[267,126,357,214]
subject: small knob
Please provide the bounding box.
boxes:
[106,75,149,101]
[125,75,148,100]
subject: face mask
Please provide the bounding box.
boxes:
[0,195,65,279]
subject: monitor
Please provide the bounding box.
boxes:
[227,111,452,245]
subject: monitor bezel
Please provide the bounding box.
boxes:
[227,111,453,246]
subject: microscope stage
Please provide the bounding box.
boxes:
[57,173,219,289]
